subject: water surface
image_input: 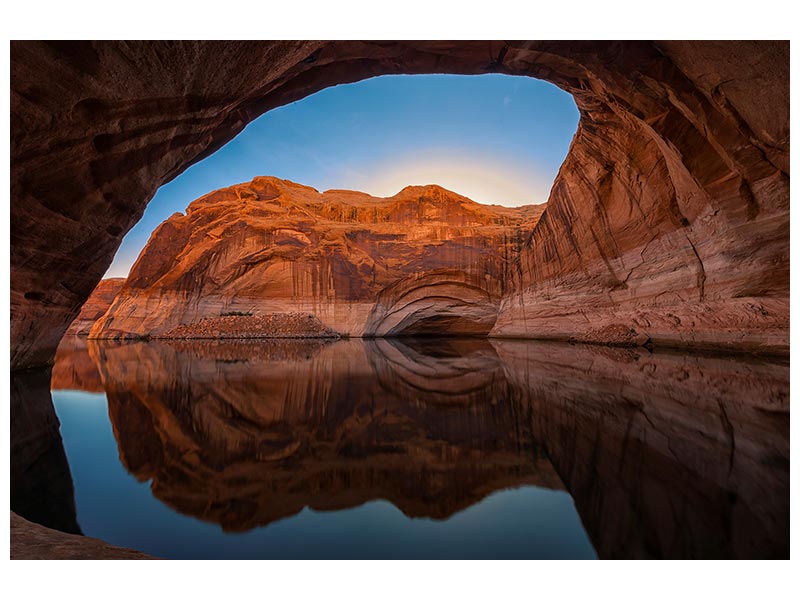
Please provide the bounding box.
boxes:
[11,336,790,559]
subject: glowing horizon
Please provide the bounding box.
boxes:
[104,74,578,278]
[343,149,553,207]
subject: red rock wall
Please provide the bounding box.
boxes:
[90,178,538,338]
[64,277,125,336]
[492,42,789,353]
[10,41,789,368]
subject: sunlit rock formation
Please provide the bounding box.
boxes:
[90,178,542,339]
[10,41,789,369]
[65,277,124,336]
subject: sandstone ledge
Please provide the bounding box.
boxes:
[10,512,154,559]
[153,312,341,340]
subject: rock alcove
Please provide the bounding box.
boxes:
[10,41,789,369]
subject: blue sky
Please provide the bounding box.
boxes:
[105,74,579,278]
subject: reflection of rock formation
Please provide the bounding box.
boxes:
[494,341,789,559]
[89,338,559,531]
[52,337,790,557]
[51,335,104,392]
[90,180,542,340]
[367,337,510,405]
[11,368,82,535]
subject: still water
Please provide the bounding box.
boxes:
[11,336,789,559]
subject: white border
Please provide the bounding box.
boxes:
[1,1,796,597]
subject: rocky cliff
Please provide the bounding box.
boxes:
[65,277,124,335]
[90,178,543,339]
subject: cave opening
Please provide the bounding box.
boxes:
[390,315,492,337]
[9,42,791,561]
[90,72,579,341]
[11,41,788,371]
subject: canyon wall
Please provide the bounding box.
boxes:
[11,41,789,368]
[64,277,124,335]
[491,42,789,353]
[90,178,541,338]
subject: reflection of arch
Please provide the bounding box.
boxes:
[10,41,789,368]
[84,338,558,532]
[366,337,508,405]
[364,270,499,336]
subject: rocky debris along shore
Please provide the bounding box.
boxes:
[11,512,155,559]
[156,312,341,339]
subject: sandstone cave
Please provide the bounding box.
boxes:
[11,41,788,369]
[9,40,790,562]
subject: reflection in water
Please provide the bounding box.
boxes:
[496,342,789,559]
[86,337,560,530]
[38,335,790,558]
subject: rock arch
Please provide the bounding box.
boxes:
[10,41,789,369]
[364,270,501,336]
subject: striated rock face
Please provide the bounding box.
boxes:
[65,277,124,335]
[10,41,789,368]
[90,178,541,339]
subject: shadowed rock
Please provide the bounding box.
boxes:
[11,512,153,559]
[10,368,81,535]
[494,340,790,559]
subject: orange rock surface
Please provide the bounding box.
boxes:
[65,278,124,336]
[90,178,543,339]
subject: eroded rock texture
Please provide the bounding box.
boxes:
[90,178,539,338]
[10,41,789,368]
[65,277,124,335]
